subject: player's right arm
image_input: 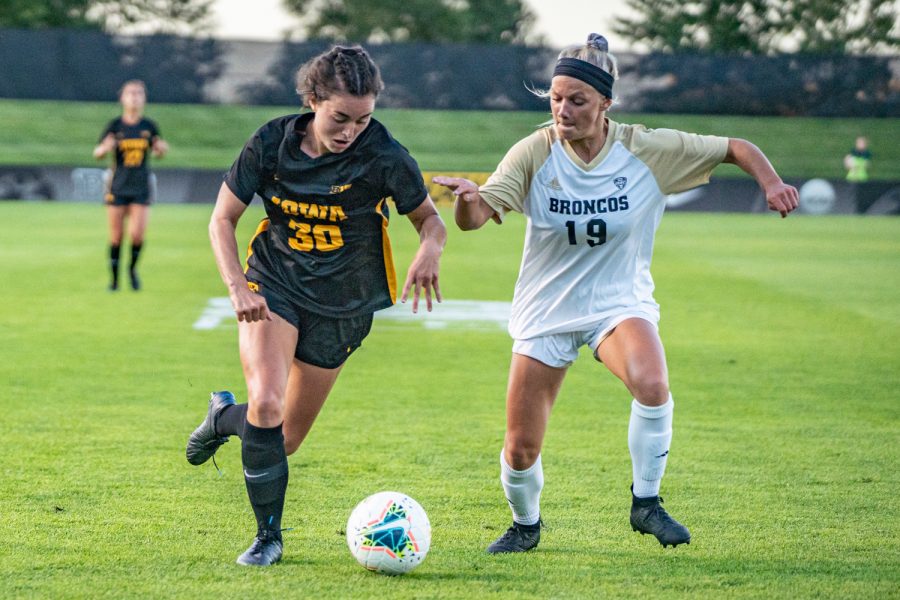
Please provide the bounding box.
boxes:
[209,182,271,322]
[93,133,116,159]
[432,176,498,230]
[435,130,545,230]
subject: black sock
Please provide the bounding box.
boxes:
[242,421,288,536]
[130,243,142,272]
[109,244,120,287]
[216,403,248,438]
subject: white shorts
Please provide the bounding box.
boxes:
[512,309,659,369]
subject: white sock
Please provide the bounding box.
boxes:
[628,396,674,498]
[500,451,543,525]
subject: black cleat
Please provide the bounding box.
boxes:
[129,269,141,291]
[185,391,236,466]
[236,528,283,566]
[487,520,542,554]
[630,489,691,548]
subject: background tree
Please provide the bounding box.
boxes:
[613,0,899,54]
[0,0,94,29]
[285,0,540,45]
[0,0,214,35]
[90,0,215,35]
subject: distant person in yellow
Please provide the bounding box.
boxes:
[844,136,871,183]
[93,80,168,291]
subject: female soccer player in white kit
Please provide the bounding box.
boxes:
[435,33,799,553]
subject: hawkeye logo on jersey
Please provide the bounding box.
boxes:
[271,196,348,222]
[614,177,627,190]
[330,183,353,194]
[549,195,629,215]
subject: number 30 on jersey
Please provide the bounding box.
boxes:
[288,219,344,252]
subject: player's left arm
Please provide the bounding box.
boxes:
[151,137,169,158]
[724,138,799,218]
[401,196,447,313]
[149,121,168,158]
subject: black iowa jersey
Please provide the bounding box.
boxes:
[100,117,160,197]
[225,113,428,318]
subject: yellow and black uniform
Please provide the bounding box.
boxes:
[225,113,427,367]
[100,117,160,205]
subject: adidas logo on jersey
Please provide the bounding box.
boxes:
[543,175,563,191]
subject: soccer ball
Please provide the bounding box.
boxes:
[346,491,431,575]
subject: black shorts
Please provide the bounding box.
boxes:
[249,279,374,369]
[105,192,150,206]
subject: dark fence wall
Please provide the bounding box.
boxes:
[240,40,557,111]
[0,29,223,103]
[1,28,897,116]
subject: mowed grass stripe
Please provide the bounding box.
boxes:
[0,204,897,598]
[1,98,899,178]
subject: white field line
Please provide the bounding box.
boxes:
[193,298,510,331]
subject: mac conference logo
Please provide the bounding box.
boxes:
[614,177,627,190]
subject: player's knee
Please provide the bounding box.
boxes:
[632,376,670,406]
[247,390,283,424]
[505,440,541,471]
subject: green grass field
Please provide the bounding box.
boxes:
[1,203,897,598]
[1,98,899,178]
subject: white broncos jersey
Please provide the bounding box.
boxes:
[480,119,728,340]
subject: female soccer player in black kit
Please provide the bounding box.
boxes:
[93,80,168,291]
[185,46,446,566]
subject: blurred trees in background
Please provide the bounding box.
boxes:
[0,0,95,29]
[90,0,215,35]
[614,0,899,54]
[286,0,541,45]
[0,0,214,35]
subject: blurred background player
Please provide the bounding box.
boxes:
[93,79,168,291]
[844,136,872,183]
[435,33,798,554]
[185,45,446,566]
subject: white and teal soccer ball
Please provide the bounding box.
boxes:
[346,491,431,575]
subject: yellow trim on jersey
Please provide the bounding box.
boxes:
[244,218,270,273]
[376,199,397,303]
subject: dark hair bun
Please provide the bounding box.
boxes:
[587,33,608,52]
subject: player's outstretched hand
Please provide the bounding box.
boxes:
[766,181,800,218]
[432,176,501,225]
[230,286,272,323]
[401,244,442,314]
[432,176,479,200]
